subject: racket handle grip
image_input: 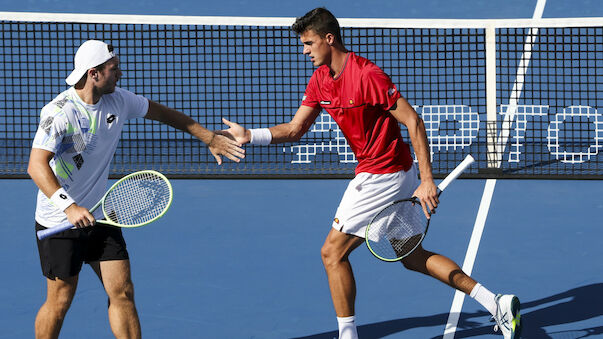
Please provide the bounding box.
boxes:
[437,154,475,192]
[36,221,74,240]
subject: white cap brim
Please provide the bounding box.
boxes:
[65,68,89,86]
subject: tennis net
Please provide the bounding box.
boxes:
[0,12,601,178]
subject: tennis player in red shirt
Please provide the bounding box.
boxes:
[223,7,521,339]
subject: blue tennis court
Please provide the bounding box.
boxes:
[1,0,603,338]
[2,178,602,338]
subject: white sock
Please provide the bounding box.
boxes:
[337,316,359,339]
[470,283,497,316]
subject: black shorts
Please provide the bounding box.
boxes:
[35,221,130,280]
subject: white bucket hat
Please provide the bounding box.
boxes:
[65,40,116,86]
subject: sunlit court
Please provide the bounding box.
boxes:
[1,1,602,337]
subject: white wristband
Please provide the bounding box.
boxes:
[249,128,272,145]
[50,187,76,212]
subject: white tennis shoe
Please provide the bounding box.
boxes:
[492,294,522,339]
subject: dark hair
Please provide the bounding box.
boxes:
[291,7,342,44]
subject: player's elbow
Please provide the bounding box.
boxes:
[404,113,425,133]
[288,130,304,142]
[27,149,53,180]
[27,160,46,184]
[27,152,39,178]
[26,161,35,178]
[27,157,45,181]
[285,124,307,142]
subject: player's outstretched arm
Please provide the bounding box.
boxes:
[145,100,245,165]
[389,97,438,217]
[221,105,321,145]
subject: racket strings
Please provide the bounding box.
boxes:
[366,200,428,260]
[103,172,171,226]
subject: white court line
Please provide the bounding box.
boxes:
[442,0,546,338]
[442,179,496,338]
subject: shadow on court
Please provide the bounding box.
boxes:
[291,283,603,339]
[291,313,450,339]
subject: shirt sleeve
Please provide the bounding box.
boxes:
[301,71,321,109]
[361,66,401,110]
[31,106,68,153]
[116,87,149,120]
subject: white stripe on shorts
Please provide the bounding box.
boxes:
[332,165,419,238]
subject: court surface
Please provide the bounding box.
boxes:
[2,178,602,338]
[2,0,603,338]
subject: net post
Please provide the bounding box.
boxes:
[485,25,499,169]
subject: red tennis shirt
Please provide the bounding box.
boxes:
[301,52,413,175]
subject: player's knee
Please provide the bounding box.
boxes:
[45,284,76,314]
[106,281,135,305]
[320,243,345,268]
[320,242,336,265]
[400,246,428,271]
[46,293,74,315]
[320,243,331,263]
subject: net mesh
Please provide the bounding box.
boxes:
[0,14,601,178]
[494,26,603,176]
[365,199,428,261]
[103,171,172,226]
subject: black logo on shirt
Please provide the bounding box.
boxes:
[40,117,54,134]
[107,114,116,123]
[59,194,67,199]
[54,97,68,109]
[73,154,84,170]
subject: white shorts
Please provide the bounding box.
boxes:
[332,165,420,238]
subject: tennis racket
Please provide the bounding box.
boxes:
[37,170,173,240]
[365,155,475,262]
